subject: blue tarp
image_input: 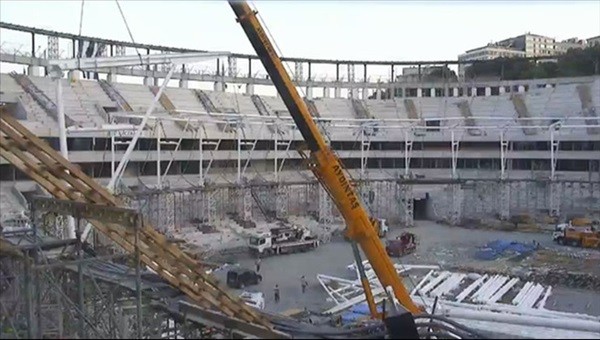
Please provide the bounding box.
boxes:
[340,302,384,324]
[474,239,536,261]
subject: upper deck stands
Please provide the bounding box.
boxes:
[1,74,598,141]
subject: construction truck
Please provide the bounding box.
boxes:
[552,221,600,249]
[248,225,320,257]
[385,232,417,257]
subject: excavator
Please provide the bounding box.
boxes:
[229,1,422,337]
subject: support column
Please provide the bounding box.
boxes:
[28,66,42,77]
[549,126,561,217]
[238,187,253,222]
[68,70,82,82]
[246,83,255,95]
[335,87,342,98]
[549,181,561,217]
[179,78,188,89]
[306,86,313,99]
[318,186,333,224]
[143,76,153,86]
[323,87,330,98]
[499,181,510,220]
[276,185,289,219]
[451,184,463,225]
[213,81,224,92]
[107,68,116,83]
[205,189,217,225]
[398,183,414,227]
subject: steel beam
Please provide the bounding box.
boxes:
[30,197,139,228]
[178,301,290,339]
[46,52,230,72]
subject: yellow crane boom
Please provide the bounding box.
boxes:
[228,1,420,314]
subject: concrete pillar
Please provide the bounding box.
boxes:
[106,72,117,83]
[499,86,506,94]
[363,88,369,100]
[153,77,160,87]
[323,87,330,98]
[485,87,491,96]
[451,88,458,97]
[417,88,422,97]
[518,85,525,93]
[376,88,382,100]
[27,66,41,77]
[213,81,224,92]
[246,83,254,95]
[305,86,313,100]
[179,78,188,89]
[335,87,342,98]
[68,70,82,82]
[143,77,153,86]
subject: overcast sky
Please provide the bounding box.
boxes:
[1,0,599,90]
[1,0,599,60]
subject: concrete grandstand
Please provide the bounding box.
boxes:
[0,21,599,237]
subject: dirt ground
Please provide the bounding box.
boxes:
[208,219,599,316]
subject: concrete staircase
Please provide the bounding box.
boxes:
[250,94,277,134]
[9,72,75,125]
[511,93,538,135]
[351,99,374,119]
[457,99,482,136]
[576,84,599,135]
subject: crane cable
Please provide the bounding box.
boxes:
[78,0,85,36]
[114,0,144,66]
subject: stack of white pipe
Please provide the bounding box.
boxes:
[431,273,466,298]
[519,283,545,309]
[536,286,552,309]
[488,277,520,304]
[512,281,534,305]
[455,274,487,303]
[418,271,451,295]
[475,276,509,303]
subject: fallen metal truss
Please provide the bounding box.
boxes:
[0,112,274,330]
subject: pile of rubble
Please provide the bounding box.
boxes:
[526,268,600,291]
[450,261,600,291]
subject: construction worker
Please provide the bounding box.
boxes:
[301,275,308,294]
[255,257,261,273]
[274,284,280,303]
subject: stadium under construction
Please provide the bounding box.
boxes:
[0,2,599,339]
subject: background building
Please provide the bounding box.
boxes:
[457,44,526,77]
[458,33,590,77]
[588,35,600,47]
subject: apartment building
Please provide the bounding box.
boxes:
[588,35,600,47]
[457,44,526,77]
[458,33,590,77]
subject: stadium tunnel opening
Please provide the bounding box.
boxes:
[413,197,429,220]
